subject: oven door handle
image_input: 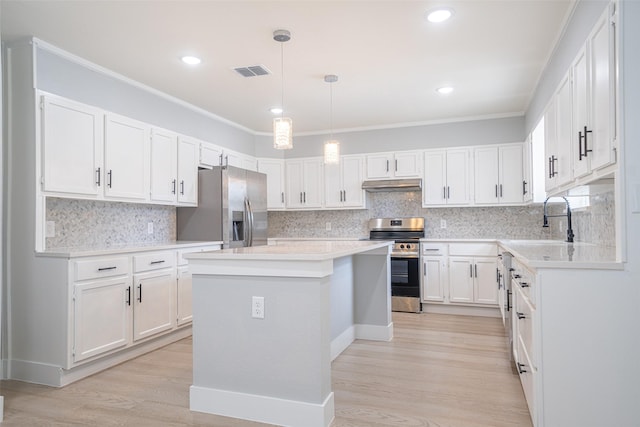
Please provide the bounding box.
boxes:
[390,254,420,259]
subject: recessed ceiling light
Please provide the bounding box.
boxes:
[270,107,283,115]
[181,56,201,65]
[427,8,454,23]
[436,86,454,95]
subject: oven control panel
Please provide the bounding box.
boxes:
[391,242,420,257]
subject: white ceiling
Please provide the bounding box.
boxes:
[1,0,574,135]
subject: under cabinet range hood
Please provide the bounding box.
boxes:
[361,178,422,192]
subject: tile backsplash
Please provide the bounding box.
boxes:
[45,184,615,250]
[46,198,176,249]
[269,189,616,247]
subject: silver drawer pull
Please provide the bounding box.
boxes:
[98,266,117,271]
[424,248,440,251]
[150,260,166,265]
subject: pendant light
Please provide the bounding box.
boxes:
[273,29,293,150]
[323,74,340,164]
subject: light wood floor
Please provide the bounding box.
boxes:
[0,313,532,426]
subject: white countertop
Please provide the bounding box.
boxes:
[186,240,392,262]
[37,240,223,258]
[498,240,621,270]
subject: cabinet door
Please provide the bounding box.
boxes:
[554,73,574,187]
[177,138,198,206]
[176,266,193,326]
[394,151,422,177]
[474,147,499,205]
[199,143,222,169]
[133,270,175,341]
[73,277,129,363]
[499,144,524,204]
[366,153,393,179]
[448,257,474,303]
[474,258,498,305]
[104,114,149,201]
[341,155,365,208]
[302,159,323,208]
[588,10,616,171]
[258,158,286,210]
[572,47,590,179]
[150,128,177,203]
[41,95,103,197]
[285,160,305,208]
[423,150,447,205]
[422,257,445,302]
[324,162,343,208]
[544,101,558,192]
[446,149,471,205]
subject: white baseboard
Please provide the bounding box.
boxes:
[355,322,394,341]
[330,326,355,361]
[422,303,500,318]
[190,386,335,427]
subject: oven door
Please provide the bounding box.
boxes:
[390,256,420,298]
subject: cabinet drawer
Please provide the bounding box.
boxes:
[449,242,497,257]
[512,259,536,306]
[177,245,221,265]
[421,243,447,256]
[133,251,176,273]
[515,285,535,366]
[74,257,129,281]
[516,338,536,424]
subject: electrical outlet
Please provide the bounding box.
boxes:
[325,222,332,231]
[45,221,55,238]
[440,219,447,229]
[147,222,154,234]
[252,296,265,319]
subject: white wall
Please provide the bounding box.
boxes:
[256,116,525,158]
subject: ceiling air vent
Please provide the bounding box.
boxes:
[233,65,271,77]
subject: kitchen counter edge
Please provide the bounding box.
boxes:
[36,241,224,258]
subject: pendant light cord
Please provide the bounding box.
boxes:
[329,81,334,140]
[280,42,285,119]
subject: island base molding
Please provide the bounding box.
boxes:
[190,386,335,427]
[330,322,393,361]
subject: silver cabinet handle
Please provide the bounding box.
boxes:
[303,192,306,203]
[180,180,185,195]
[474,264,478,278]
[386,160,389,172]
[495,184,498,198]
[395,159,398,172]
[96,167,101,186]
[499,184,503,198]
[172,179,177,194]
[107,170,113,188]
[281,192,284,203]
[469,264,473,278]
[447,186,450,199]
[300,192,303,203]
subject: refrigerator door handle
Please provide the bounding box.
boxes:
[245,198,254,247]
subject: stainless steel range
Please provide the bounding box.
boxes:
[368,217,424,313]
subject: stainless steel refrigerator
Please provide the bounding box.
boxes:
[176,166,268,248]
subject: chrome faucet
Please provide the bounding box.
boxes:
[542,196,574,243]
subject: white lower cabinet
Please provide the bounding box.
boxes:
[72,273,130,363]
[132,255,176,341]
[176,266,193,326]
[421,241,498,307]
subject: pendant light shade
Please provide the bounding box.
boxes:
[273,117,293,149]
[273,29,293,150]
[324,140,340,164]
[324,74,340,164]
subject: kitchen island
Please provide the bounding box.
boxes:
[184,240,394,427]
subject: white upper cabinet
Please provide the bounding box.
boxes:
[324,155,365,209]
[573,7,617,178]
[285,158,323,209]
[104,113,150,201]
[224,148,258,171]
[150,128,178,203]
[474,144,525,205]
[177,137,199,206]
[545,72,574,193]
[423,148,471,206]
[366,150,422,179]
[258,158,286,210]
[41,95,104,197]
[199,142,223,169]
